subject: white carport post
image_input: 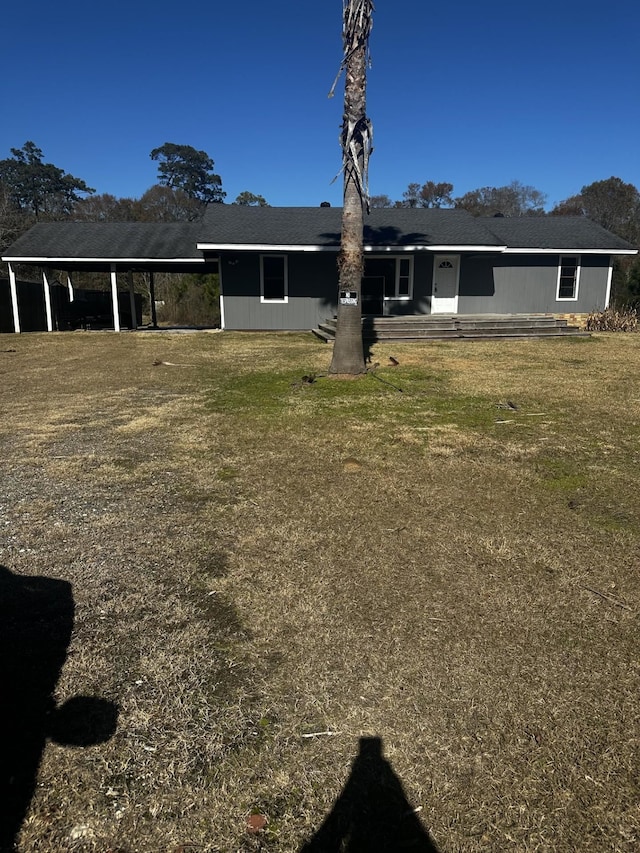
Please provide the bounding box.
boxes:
[8,263,21,333]
[67,272,74,302]
[604,263,613,309]
[42,267,54,332]
[110,263,121,332]
[127,270,137,330]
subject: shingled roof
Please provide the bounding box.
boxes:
[196,205,505,249]
[479,215,635,251]
[2,221,202,262]
[2,207,636,263]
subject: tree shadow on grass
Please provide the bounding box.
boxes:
[300,736,440,852]
[0,564,118,851]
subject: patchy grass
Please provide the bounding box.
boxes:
[1,330,640,852]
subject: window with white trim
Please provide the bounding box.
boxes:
[396,257,412,297]
[260,255,288,302]
[364,256,414,299]
[556,255,580,301]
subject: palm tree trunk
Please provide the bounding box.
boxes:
[329,1,372,375]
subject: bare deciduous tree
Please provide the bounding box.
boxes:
[454,181,546,217]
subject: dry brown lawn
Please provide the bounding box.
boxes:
[1,329,639,852]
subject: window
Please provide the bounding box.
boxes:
[556,255,580,300]
[397,258,411,297]
[363,256,413,300]
[260,255,288,302]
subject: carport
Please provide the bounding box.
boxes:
[2,221,219,333]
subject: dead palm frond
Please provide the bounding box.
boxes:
[329,0,375,209]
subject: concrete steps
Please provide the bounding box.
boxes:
[312,314,589,342]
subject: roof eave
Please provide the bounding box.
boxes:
[2,256,206,263]
[196,243,339,252]
[196,243,509,253]
[416,245,507,252]
[501,247,637,255]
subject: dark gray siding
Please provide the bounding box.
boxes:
[574,257,612,311]
[218,249,612,329]
[220,252,338,330]
[458,254,611,314]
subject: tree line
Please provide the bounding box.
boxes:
[1,142,639,311]
[371,178,640,242]
[0,141,268,253]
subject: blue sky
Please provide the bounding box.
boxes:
[2,0,638,210]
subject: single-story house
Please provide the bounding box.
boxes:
[1,206,636,333]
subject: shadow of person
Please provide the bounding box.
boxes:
[300,736,440,852]
[0,564,118,852]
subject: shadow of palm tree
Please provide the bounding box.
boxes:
[0,564,118,851]
[300,736,440,852]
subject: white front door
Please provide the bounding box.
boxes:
[431,254,460,313]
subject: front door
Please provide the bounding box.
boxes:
[431,255,460,313]
[361,275,384,316]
